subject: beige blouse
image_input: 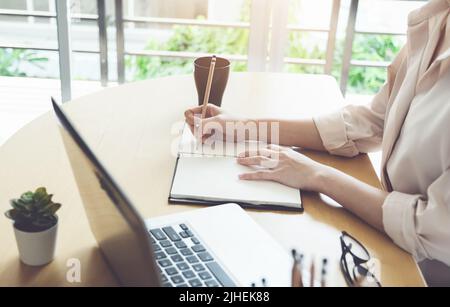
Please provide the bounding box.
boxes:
[314,0,450,285]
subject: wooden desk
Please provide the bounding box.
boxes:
[0,73,425,286]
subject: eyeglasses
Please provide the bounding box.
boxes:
[340,231,382,287]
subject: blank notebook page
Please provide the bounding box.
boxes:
[171,154,302,209]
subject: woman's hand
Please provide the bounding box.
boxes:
[237,144,329,191]
[184,104,246,143]
[238,144,388,231]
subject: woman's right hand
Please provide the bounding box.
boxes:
[184,104,244,143]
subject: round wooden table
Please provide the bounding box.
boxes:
[0,72,425,286]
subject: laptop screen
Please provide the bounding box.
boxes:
[53,98,160,286]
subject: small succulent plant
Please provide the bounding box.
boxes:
[5,187,61,232]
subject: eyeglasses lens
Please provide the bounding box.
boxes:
[342,235,370,261]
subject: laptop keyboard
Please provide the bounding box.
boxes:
[149,223,235,287]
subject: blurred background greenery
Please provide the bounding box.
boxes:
[0,48,48,77]
[122,0,403,94]
[0,29,402,95]
[0,0,404,95]
[125,24,402,94]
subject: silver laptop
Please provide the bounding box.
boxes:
[52,98,291,287]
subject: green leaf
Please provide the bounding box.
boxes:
[37,201,54,214]
[48,203,61,215]
[20,192,34,203]
[5,209,17,220]
[10,199,28,212]
[36,194,52,209]
[34,187,48,200]
[5,209,28,224]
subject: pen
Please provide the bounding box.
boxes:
[197,55,216,148]
[291,249,298,287]
[310,255,315,287]
[291,249,304,287]
[321,258,328,287]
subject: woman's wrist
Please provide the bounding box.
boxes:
[312,164,339,193]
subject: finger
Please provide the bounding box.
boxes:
[185,105,213,125]
[238,170,274,181]
[237,155,270,165]
[185,111,196,126]
[237,156,278,168]
[189,117,220,139]
[238,148,276,158]
[201,133,215,144]
[190,105,204,114]
[201,115,222,126]
[185,103,221,120]
[192,104,220,118]
[184,106,202,118]
[205,104,220,116]
[267,144,283,151]
[185,112,194,126]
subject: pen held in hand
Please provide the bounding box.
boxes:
[196,55,217,149]
[201,55,216,119]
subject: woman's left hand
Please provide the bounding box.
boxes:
[237,145,328,191]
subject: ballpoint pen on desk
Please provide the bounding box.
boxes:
[321,258,328,287]
[309,255,315,287]
[291,249,304,287]
[196,55,217,149]
[291,251,329,287]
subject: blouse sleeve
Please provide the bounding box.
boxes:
[382,168,450,266]
[313,47,407,157]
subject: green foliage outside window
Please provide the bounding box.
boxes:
[126,22,249,80]
[0,48,48,77]
[345,34,403,93]
[0,15,402,94]
[126,23,403,94]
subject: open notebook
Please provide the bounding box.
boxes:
[169,125,302,211]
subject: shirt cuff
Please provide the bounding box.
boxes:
[382,191,427,261]
[313,111,359,157]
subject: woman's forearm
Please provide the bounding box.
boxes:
[248,118,326,151]
[315,166,388,231]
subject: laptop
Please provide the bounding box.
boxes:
[52,98,292,287]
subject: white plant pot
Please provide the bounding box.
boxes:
[13,221,58,266]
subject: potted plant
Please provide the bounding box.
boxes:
[5,187,61,266]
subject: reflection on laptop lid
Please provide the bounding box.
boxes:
[52,97,160,286]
